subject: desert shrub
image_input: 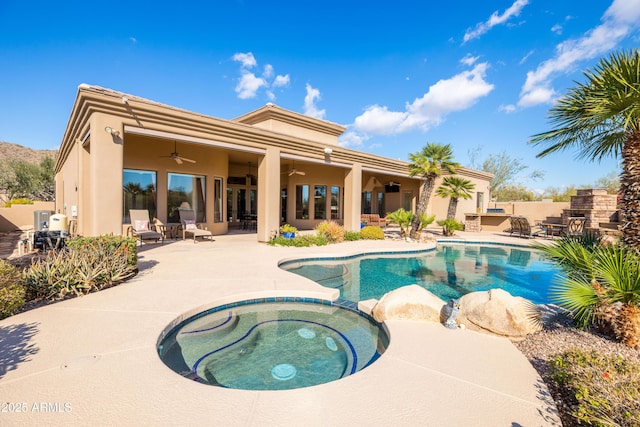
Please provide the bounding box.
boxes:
[268,234,328,247]
[315,221,345,243]
[550,349,640,426]
[344,231,361,241]
[360,226,384,240]
[3,198,34,207]
[24,236,137,300]
[0,260,26,319]
[66,235,138,267]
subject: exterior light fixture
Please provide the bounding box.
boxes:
[324,147,333,154]
[122,96,129,104]
[105,126,120,137]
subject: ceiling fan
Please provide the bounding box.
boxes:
[283,160,306,176]
[161,141,196,165]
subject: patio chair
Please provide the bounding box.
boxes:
[563,217,586,238]
[178,209,213,243]
[129,209,164,245]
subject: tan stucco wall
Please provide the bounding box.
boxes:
[494,201,570,224]
[249,120,339,146]
[428,174,492,224]
[0,201,56,232]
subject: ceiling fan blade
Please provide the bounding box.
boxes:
[180,157,196,164]
[296,171,306,175]
[288,170,295,176]
[175,157,183,165]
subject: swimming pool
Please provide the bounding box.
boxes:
[157,298,388,390]
[280,243,563,304]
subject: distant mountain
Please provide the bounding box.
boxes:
[0,141,57,164]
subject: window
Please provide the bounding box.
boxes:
[123,169,156,223]
[167,173,206,223]
[330,186,341,220]
[296,185,309,219]
[403,192,412,212]
[476,192,484,213]
[314,185,326,220]
[377,192,385,216]
[361,192,372,214]
[281,188,288,223]
[250,189,257,215]
[214,177,223,223]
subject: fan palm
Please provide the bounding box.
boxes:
[529,49,640,249]
[436,176,475,219]
[408,143,460,239]
[536,236,640,347]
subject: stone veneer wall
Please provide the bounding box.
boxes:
[562,188,618,229]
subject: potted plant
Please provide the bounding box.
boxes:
[279,224,298,239]
[360,219,367,229]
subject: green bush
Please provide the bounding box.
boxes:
[268,234,328,247]
[550,349,640,426]
[315,221,345,243]
[0,260,26,319]
[344,231,362,241]
[360,226,384,240]
[66,235,138,267]
[437,218,463,236]
[24,236,137,300]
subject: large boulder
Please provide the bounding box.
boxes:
[372,285,446,323]
[457,289,542,341]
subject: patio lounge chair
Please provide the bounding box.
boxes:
[128,209,164,245]
[178,209,213,243]
[509,216,542,239]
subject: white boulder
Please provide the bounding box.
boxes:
[372,285,446,323]
[457,288,542,341]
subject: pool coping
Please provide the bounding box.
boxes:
[0,231,562,426]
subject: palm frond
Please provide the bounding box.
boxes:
[550,276,600,328]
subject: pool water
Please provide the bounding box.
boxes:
[280,243,563,304]
[157,300,388,390]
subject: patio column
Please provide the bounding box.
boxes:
[89,113,124,236]
[257,146,280,242]
[343,163,362,231]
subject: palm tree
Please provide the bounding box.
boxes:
[436,176,475,220]
[408,143,460,239]
[529,49,640,249]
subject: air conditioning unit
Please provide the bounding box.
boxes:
[34,210,55,231]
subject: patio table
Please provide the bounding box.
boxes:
[541,223,566,238]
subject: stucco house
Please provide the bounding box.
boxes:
[54,84,492,241]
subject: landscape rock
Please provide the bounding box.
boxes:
[457,288,542,341]
[372,285,446,323]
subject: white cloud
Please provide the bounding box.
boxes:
[273,74,290,87]
[263,64,274,78]
[338,131,368,148]
[303,84,326,119]
[518,0,640,107]
[231,52,291,100]
[499,104,517,113]
[353,63,494,135]
[235,72,267,99]
[460,54,480,66]
[519,50,534,65]
[551,24,563,35]
[129,37,137,43]
[463,0,529,43]
[232,52,257,68]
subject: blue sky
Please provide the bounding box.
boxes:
[1,0,639,192]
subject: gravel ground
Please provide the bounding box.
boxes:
[515,305,640,426]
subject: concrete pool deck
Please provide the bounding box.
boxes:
[0,231,561,426]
